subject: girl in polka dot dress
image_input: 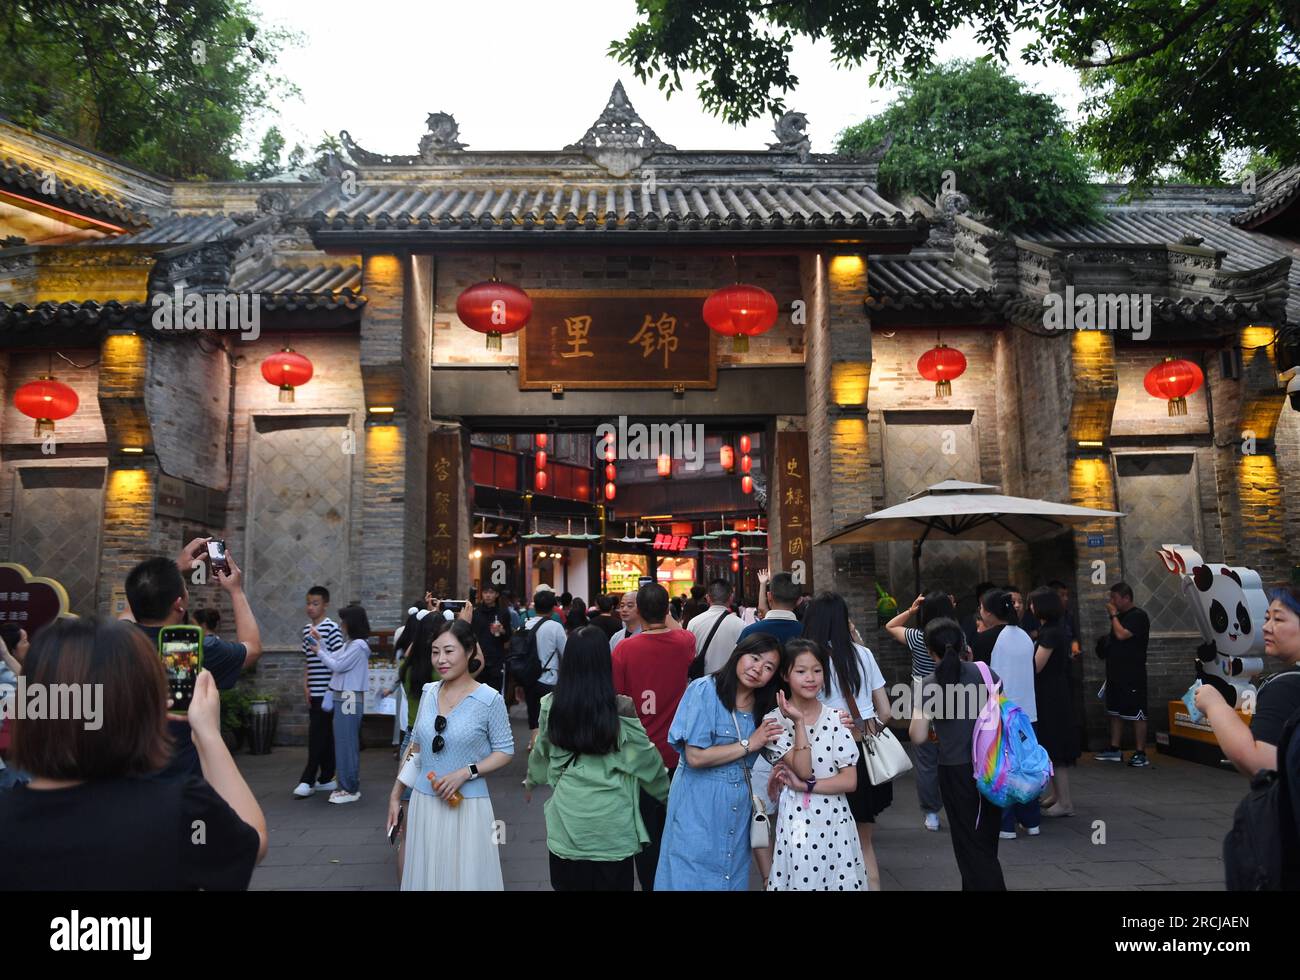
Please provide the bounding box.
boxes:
[762,639,866,891]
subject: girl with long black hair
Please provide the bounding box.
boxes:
[525,625,669,891]
[908,617,1007,891]
[1028,587,1079,816]
[800,591,893,890]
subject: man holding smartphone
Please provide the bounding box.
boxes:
[124,537,263,780]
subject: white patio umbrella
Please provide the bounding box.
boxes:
[817,480,1125,594]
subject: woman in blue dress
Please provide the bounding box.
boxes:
[656,633,787,890]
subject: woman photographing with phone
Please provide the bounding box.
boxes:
[307,604,373,805]
[655,633,787,891]
[390,619,514,890]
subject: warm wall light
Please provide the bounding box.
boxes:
[831,361,869,407]
[368,406,396,414]
[1077,440,1104,448]
[829,255,865,278]
[121,446,145,454]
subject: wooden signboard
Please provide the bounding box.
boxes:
[519,290,716,390]
[426,433,461,598]
[775,431,813,592]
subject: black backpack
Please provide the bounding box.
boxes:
[1223,704,1300,890]
[507,618,554,688]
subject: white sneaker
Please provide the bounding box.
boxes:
[924,812,941,832]
[1026,826,1041,836]
[314,780,337,791]
[999,830,1017,840]
[292,782,313,798]
[328,790,361,805]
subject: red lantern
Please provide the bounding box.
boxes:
[605,463,617,482]
[534,470,548,493]
[14,375,78,436]
[730,537,740,550]
[741,475,754,495]
[1144,357,1204,416]
[720,444,735,473]
[657,454,672,479]
[731,559,740,573]
[261,347,314,403]
[703,284,779,353]
[534,450,548,470]
[456,278,532,350]
[739,434,751,455]
[604,481,617,502]
[575,482,590,500]
[917,343,967,397]
[535,433,548,449]
[740,454,752,474]
[604,445,617,462]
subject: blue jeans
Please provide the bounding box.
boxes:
[1000,799,1041,832]
[0,765,29,791]
[331,690,365,793]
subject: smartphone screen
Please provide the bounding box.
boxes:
[207,539,229,574]
[440,600,467,612]
[159,625,204,713]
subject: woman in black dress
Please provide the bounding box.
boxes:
[1029,587,1079,816]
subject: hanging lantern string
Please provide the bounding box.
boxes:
[51,350,101,370]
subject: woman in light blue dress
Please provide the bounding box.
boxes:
[656,633,787,890]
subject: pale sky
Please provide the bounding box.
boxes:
[247,0,1085,161]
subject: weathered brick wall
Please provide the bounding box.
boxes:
[431,253,804,367]
[146,338,230,489]
[0,349,106,447]
[1276,405,1300,575]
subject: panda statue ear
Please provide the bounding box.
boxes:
[1192,565,1214,591]
[1220,567,1243,586]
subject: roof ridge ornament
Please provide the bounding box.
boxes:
[565,81,675,177]
[339,111,467,167]
[768,111,811,160]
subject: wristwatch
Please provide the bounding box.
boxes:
[739,737,750,752]
[468,763,480,780]
[805,776,817,794]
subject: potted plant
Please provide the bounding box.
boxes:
[219,689,252,753]
[246,691,279,754]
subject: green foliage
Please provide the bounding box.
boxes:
[220,688,252,731]
[610,0,1299,185]
[836,61,1099,231]
[0,0,300,179]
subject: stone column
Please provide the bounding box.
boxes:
[358,253,433,629]
[803,252,873,630]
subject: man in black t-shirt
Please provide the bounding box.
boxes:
[125,538,263,781]
[470,585,512,692]
[1095,581,1151,766]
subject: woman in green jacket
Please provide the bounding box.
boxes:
[525,625,670,891]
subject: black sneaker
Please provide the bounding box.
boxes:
[1094,747,1122,762]
[1127,751,1151,768]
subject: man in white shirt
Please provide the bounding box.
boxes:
[608,591,643,652]
[687,578,745,674]
[525,589,567,749]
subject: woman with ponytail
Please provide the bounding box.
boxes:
[975,589,1040,839]
[1028,587,1078,816]
[908,617,1007,890]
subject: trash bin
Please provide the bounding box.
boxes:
[248,700,274,754]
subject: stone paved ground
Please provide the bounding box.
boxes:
[246,704,1242,891]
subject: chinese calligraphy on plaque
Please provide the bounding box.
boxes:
[775,431,813,591]
[426,434,460,598]
[519,293,715,390]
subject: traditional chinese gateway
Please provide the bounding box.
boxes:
[1,83,1297,744]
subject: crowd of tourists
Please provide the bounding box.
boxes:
[2,540,1299,892]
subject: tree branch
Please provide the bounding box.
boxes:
[1064,0,1224,68]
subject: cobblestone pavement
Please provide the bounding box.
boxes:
[246,704,1241,891]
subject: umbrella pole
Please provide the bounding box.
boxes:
[912,540,922,597]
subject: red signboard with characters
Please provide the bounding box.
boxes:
[0,563,74,637]
[652,533,690,552]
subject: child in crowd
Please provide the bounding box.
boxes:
[293,586,342,799]
[763,639,866,891]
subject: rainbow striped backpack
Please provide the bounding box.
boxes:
[972,661,1054,807]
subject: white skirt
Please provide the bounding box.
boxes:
[401,792,504,891]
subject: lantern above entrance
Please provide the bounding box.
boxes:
[720,444,735,473]
[14,375,78,436]
[261,348,313,403]
[456,278,532,350]
[1144,357,1204,416]
[703,284,778,353]
[917,343,967,398]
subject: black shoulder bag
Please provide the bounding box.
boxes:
[687,610,731,681]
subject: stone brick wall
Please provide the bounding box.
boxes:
[146,338,230,489]
[431,253,804,367]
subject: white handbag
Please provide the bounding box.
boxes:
[397,738,421,788]
[732,711,773,849]
[860,726,913,785]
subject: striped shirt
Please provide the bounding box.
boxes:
[906,626,936,679]
[303,618,343,697]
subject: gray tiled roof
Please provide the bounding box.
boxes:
[1021,209,1299,322]
[230,261,364,310]
[1232,166,1300,228]
[867,253,995,310]
[0,154,149,227]
[312,180,920,233]
[107,214,239,244]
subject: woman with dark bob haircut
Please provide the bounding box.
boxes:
[0,617,266,889]
[655,632,788,890]
[525,625,670,891]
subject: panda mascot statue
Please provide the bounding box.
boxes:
[1156,545,1267,709]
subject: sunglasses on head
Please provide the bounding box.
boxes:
[430,714,448,753]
